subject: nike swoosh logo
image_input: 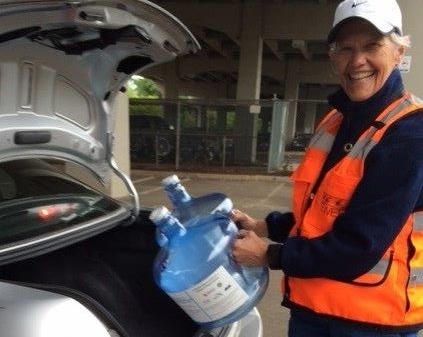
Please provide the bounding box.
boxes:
[352,1,367,7]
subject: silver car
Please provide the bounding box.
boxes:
[0,1,263,336]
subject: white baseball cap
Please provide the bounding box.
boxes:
[327,0,402,43]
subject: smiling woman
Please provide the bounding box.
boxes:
[229,0,423,336]
[328,19,406,102]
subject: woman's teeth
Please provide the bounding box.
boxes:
[349,72,374,80]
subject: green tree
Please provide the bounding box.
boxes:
[127,75,163,116]
[126,75,162,98]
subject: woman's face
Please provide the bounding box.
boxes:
[329,19,405,102]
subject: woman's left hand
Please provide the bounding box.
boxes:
[231,229,269,267]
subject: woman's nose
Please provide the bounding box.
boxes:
[349,48,367,66]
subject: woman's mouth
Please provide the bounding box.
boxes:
[349,71,375,81]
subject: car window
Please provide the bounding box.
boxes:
[0,160,121,246]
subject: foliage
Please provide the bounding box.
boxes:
[126,75,163,116]
[126,75,162,99]
[125,75,238,132]
[129,101,163,116]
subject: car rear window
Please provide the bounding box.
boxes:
[0,160,121,245]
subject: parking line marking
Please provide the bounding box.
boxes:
[134,176,191,195]
[138,186,164,195]
[132,176,155,184]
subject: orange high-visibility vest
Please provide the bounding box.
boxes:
[287,93,423,327]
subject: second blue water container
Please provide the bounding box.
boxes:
[156,175,233,246]
[162,174,233,222]
[150,206,269,329]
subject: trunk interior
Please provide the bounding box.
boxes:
[0,210,197,337]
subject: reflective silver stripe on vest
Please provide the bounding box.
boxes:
[346,97,416,161]
[313,95,422,160]
[309,132,335,152]
[367,258,390,276]
[308,111,341,152]
[348,138,377,159]
[409,268,423,287]
[410,211,423,286]
[310,97,416,160]
[414,212,423,232]
[379,97,414,124]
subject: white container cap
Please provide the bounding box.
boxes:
[149,206,170,222]
[161,174,180,186]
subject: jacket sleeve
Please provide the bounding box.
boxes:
[265,211,295,243]
[279,113,423,281]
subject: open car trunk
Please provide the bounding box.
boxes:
[0,210,197,337]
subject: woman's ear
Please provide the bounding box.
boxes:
[396,46,406,65]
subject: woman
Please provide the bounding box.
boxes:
[231,0,423,336]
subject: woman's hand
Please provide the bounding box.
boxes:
[231,229,269,267]
[230,209,268,237]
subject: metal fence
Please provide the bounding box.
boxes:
[128,98,329,174]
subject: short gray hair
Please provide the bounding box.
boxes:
[389,32,411,48]
[328,32,411,54]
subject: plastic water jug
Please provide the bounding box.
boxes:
[155,174,233,246]
[162,174,233,222]
[150,206,269,329]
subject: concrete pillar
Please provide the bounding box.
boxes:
[234,0,263,163]
[398,1,423,98]
[109,92,131,198]
[216,107,227,132]
[303,102,317,133]
[163,60,179,98]
[200,106,208,131]
[284,58,300,141]
[163,60,180,127]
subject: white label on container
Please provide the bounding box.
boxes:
[167,265,249,323]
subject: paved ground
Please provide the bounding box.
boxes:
[131,169,292,337]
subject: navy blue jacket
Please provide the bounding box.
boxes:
[267,69,423,281]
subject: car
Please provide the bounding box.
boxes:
[0,1,263,337]
[130,114,175,162]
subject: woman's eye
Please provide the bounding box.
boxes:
[366,42,383,51]
[338,46,353,54]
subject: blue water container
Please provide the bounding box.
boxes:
[162,174,233,222]
[155,175,233,246]
[150,206,269,329]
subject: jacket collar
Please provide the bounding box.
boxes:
[328,68,405,120]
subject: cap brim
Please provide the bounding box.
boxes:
[327,16,396,44]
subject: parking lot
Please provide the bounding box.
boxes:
[131,169,292,337]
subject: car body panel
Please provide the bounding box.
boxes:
[0,0,199,184]
[0,282,113,337]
